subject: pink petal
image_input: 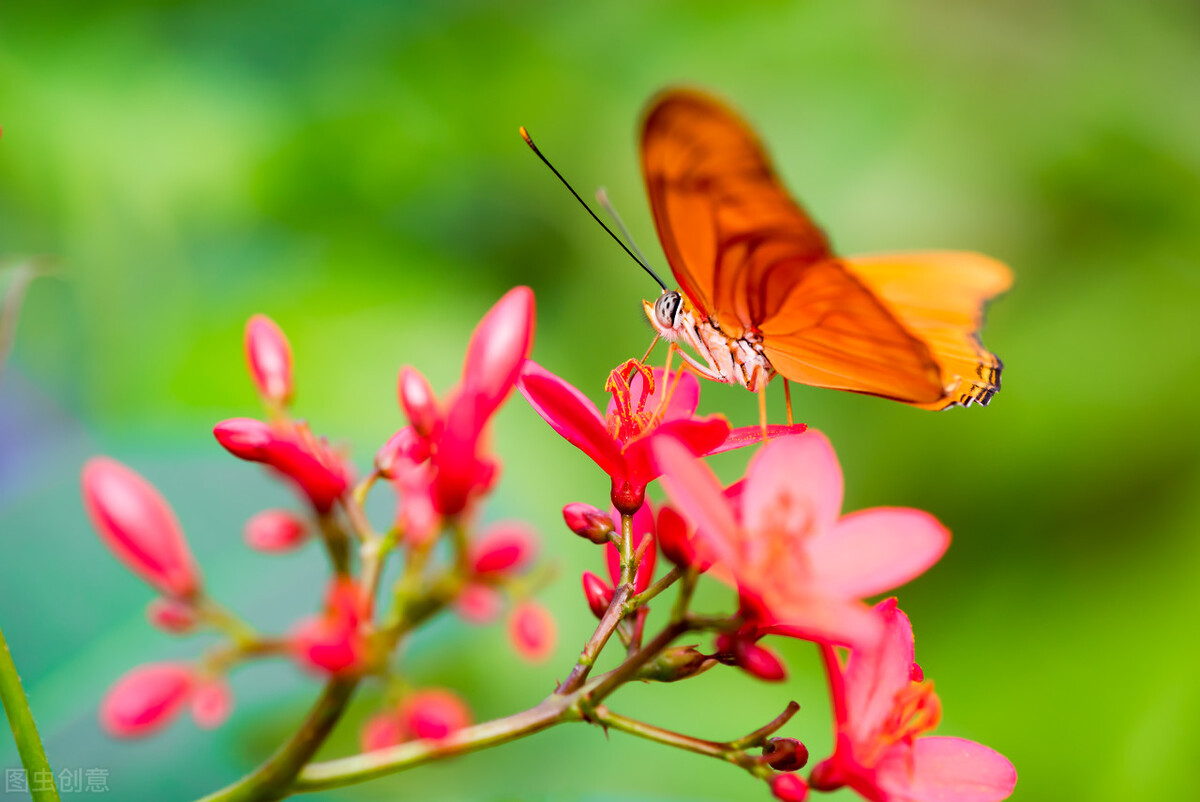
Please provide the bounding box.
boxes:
[710,423,809,455]
[763,596,882,650]
[653,435,742,567]
[741,431,843,543]
[623,416,731,489]
[876,737,1017,802]
[810,508,950,598]
[461,286,535,419]
[518,362,624,477]
[844,598,915,743]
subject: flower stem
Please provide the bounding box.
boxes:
[0,623,60,802]
[294,696,577,792]
[196,677,359,802]
[627,565,683,610]
[587,705,768,777]
[556,584,631,694]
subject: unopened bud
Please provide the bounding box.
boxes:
[213,418,274,460]
[769,773,809,801]
[581,571,613,619]
[375,427,431,478]
[470,522,537,576]
[508,601,556,663]
[657,505,713,572]
[398,367,440,438]
[562,503,613,544]
[735,640,787,682]
[762,738,809,772]
[245,315,293,405]
[632,645,712,683]
[146,598,198,634]
[244,509,308,552]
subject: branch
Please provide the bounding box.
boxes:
[294,696,575,792]
[197,678,359,802]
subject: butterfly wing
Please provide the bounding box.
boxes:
[641,88,832,332]
[842,251,1012,409]
[642,89,949,404]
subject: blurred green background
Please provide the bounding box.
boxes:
[2,1,1199,799]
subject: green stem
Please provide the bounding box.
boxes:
[588,705,755,768]
[627,565,683,610]
[197,678,359,802]
[293,696,576,792]
[0,623,60,802]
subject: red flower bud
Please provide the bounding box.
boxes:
[244,314,293,405]
[508,601,556,663]
[461,286,535,419]
[374,427,430,478]
[470,522,537,576]
[911,661,925,682]
[81,458,201,599]
[190,678,233,729]
[562,503,613,544]
[770,773,809,802]
[291,578,369,674]
[100,662,194,738]
[146,597,198,634]
[244,509,308,552]
[213,418,274,460]
[214,419,350,513]
[360,711,405,752]
[734,639,787,683]
[453,583,503,625]
[762,738,809,772]
[581,571,614,619]
[398,366,440,438]
[657,506,713,572]
[398,688,471,741]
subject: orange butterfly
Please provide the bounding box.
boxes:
[639,88,1011,412]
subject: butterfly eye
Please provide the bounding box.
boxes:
[654,292,682,328]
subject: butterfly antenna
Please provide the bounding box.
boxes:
[595,186,652,268]
[519,126,668,291]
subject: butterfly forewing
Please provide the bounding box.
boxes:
[640,89,1010,408]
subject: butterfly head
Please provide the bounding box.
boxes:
[644,290,684,341]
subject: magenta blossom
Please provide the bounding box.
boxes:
[655,430,949,648]
[519,359,803,514]
[810,599,1016,802]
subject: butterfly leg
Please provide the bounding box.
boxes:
[639,333,661,365]
[758,386,769,440]
[783,379,794,426]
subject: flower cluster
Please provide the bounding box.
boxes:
[77,285,1015,802]
[84,288,554,747]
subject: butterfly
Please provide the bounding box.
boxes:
[639,88,1012,411]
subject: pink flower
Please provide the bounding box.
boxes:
[470,522,538,576]
[519,359,803,515]
[244,314,293,406]
[809,599,1016,802]
[508,600,556,663]
[453,583,503,625]
[191,678,233,729]
[655,431,949,648]
[214,418,350,513]
[429,287,535,515]
[100,662,195,738]
[360,711,405,752]
[81,458,201,599]
[398,688,472,741]
[291,578,370,674]
[398,366,440,439]
[244,509,308,552]
[605,502,657,593]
